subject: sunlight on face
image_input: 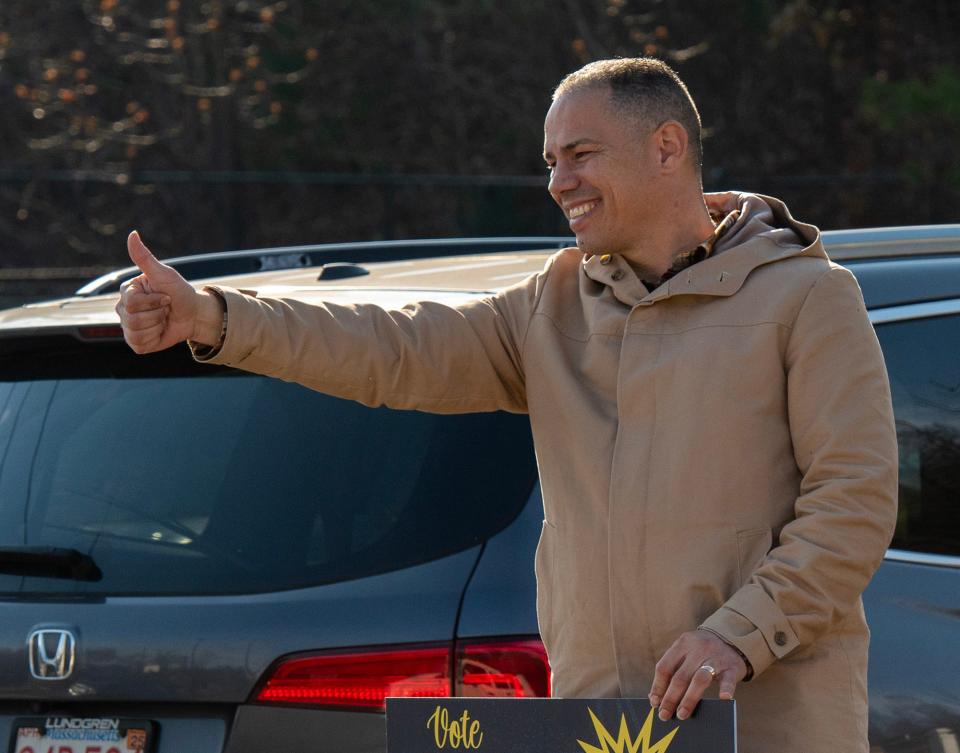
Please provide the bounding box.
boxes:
[543,87,661,257]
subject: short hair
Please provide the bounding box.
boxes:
[553,57,703,170]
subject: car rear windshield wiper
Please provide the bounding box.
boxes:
[0,547,103,581]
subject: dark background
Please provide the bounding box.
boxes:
[1,0,958,304]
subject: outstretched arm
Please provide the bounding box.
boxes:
[116,232,549,414]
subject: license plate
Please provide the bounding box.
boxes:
[10,718,155,753]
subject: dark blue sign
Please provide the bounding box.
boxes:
[387,698,736,753]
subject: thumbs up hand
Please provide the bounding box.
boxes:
[116,231,224,353]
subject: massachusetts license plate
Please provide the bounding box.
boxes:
[10,717,155,753]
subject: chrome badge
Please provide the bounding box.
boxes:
[28,629,77,680]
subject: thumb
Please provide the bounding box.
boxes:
[127,230,169,280]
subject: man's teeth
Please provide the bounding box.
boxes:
[568,201,598,219]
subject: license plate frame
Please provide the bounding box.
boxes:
[9,717,156,753]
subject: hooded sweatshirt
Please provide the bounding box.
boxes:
[196,192,898,753]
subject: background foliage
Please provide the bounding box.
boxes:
[0,0,958,302]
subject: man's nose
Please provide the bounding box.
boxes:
[548,162,577,200]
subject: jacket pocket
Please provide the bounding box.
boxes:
[534,520,558,653]
[737,527,773,588]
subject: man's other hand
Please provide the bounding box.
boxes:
[648,629,748,721]
[116,231,224,353]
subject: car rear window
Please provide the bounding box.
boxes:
[0,337,537,595]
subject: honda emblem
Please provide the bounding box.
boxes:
[28,629,77,680]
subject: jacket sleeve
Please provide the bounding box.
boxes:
[700,264,899,678]
[189,260,554,414]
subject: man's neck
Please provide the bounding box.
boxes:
[619,202,717,282]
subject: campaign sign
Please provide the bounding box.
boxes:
[387,698,736,753]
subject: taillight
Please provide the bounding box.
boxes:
[456,639,551,698]
[78,325,124,340]
[256,647,450,710]
[256,638,551,711]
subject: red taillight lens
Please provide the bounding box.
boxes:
[256,647,451,710]
[456,639,551,698]
[255,638,551,711]
[78,325,124,340]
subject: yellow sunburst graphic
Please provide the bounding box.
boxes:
[577,707,679,753]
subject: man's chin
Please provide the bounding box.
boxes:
[574,234,604,258]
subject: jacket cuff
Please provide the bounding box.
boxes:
[189,286,258,364]
[698,583,801,679]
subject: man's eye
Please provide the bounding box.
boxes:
[574,151,591,160]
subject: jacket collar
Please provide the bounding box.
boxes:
[582,192,826,307]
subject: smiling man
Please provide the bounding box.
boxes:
[117,58,898,753]
[544,62,714,284]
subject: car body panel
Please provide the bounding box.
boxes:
[224,706,385,753]
[864,559,960,752]
[456,485,543,640]
[846,257,960,309]
[820,224,960,258]
[0,547,479,703]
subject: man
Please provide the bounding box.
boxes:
[117,58,898,753]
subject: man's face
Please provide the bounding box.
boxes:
[543,86,659,257]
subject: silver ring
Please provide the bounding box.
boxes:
[698,664,717,679]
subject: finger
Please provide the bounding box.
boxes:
[120,273,154,304]
[121,290,171,315]
[124,321,166,353]
[124,307,168,332]
[676,665,714,720]
[717,668,738,701]
[119,275,148,298]
[658,658,700,721]
[127,230,168,281]
[649,647,685,708]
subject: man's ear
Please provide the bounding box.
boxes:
[654,120,688,173]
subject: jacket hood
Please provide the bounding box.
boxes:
[582,191,827,306]
[707,191,819,256]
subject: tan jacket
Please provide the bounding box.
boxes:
[196,193,898,753]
